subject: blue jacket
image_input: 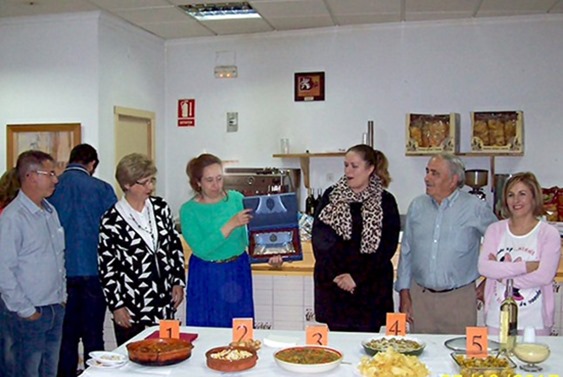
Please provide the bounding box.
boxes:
[49,163,117,277]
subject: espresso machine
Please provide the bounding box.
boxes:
[465,169,488,201]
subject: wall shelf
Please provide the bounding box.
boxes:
[273,152,345,188]
[408,152,523,190]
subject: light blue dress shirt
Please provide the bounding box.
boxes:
[0,191,66,317]
[395,189,497,292]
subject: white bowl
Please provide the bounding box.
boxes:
[274,345,342,374]
[89,351,127,366]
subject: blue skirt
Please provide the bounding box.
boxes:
[186,253,254,327]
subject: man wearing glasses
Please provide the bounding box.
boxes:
[0,150,66,377]
[48,144,117,377]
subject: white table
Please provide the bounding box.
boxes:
[82,326,562,377]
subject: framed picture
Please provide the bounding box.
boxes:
[6,123,82,175]
[294,71,325,101]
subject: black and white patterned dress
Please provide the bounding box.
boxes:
[98,196,185,325]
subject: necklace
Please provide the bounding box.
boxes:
[129,212,153,234]
[129,209,158,251]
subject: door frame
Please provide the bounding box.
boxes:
[113,106,155,162]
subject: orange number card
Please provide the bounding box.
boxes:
[306,324,328,346]
[466,327,488,358]
[232,318,254,342]
[159,320,180,339]
[386,313,407,336]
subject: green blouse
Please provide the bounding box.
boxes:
[179,190,248,261]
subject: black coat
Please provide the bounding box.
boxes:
[312,188,400,332]
[98,196,185,325]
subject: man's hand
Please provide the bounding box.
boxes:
[333,273,356,294]
[24,311,42,321]
[399,289,414,325]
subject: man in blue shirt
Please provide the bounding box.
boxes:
[49,144,117,376]
[396,153,497,334]
[0,150,66,377]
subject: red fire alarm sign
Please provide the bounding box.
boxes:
[178,99,195,127]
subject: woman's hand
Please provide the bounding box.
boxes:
[333,273,356,294]
[113,307,132,328]
[172,285,184,309]
[222,209,253,238]
[268,255,284,269]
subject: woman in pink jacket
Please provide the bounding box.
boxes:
[478,172,561,336]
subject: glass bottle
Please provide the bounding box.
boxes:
[305,188,315,216]
[499,278,518,352]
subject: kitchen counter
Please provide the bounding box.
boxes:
[82,325,563,377]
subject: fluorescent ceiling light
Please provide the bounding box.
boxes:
[180,2,261,21]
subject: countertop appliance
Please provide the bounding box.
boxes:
[465,169,488,201]
[223,167,301,202]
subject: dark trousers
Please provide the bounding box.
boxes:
[0,296,15,377]
[57,277,106,377]
[113,322,147,347]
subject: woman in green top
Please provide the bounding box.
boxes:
[180,153,282,327]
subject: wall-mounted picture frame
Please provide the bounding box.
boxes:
[6,123,82,175]
[294,71,325,102]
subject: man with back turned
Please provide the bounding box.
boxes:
[49,144,117,376]
[395,153,497,334]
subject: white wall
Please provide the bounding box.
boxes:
[0,12,165,186]
[97,14,165,183]
[164,15,563,214]
[2,13,563,215]
[0,13,99,167]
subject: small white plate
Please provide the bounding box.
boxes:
[89,351,127,365]
[86,358,126,369]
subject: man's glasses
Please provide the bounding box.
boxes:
[34,170,57,178]
[135,177,157,186]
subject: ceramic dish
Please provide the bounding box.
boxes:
[444,337,500,352]
[274,345,343,374]
[126,338,194,366]
[205,346,258,372]
[88,351,127,366]
[361,336,425,356]
[86,358,126,369]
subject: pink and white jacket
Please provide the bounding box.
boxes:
[478,220,561,331]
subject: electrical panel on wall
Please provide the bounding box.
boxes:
[227,112,238,132]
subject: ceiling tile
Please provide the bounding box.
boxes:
[406,0,479,13]
[478,0,556,12]
[335,13,401,25]
[114,6,189,24]
[551,1,563,12]
[202,18,273,35]
[407,11,474,21]
[139,20,215,38]
[326,0,400,15]
[0,0,97,17]
[266,15,334,30]
[87,0,171,11]
[251,0,330,18]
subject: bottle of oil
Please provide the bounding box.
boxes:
[499,278,518,352]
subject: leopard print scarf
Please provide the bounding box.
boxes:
[318,175,383,254]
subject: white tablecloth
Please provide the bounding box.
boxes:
[82,326,562,377]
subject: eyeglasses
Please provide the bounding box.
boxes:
[135,177,157,186]
[34,170,57,178]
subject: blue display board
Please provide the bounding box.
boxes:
[242,193,303,264]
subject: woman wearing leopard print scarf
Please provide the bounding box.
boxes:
[312,145,400,332]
